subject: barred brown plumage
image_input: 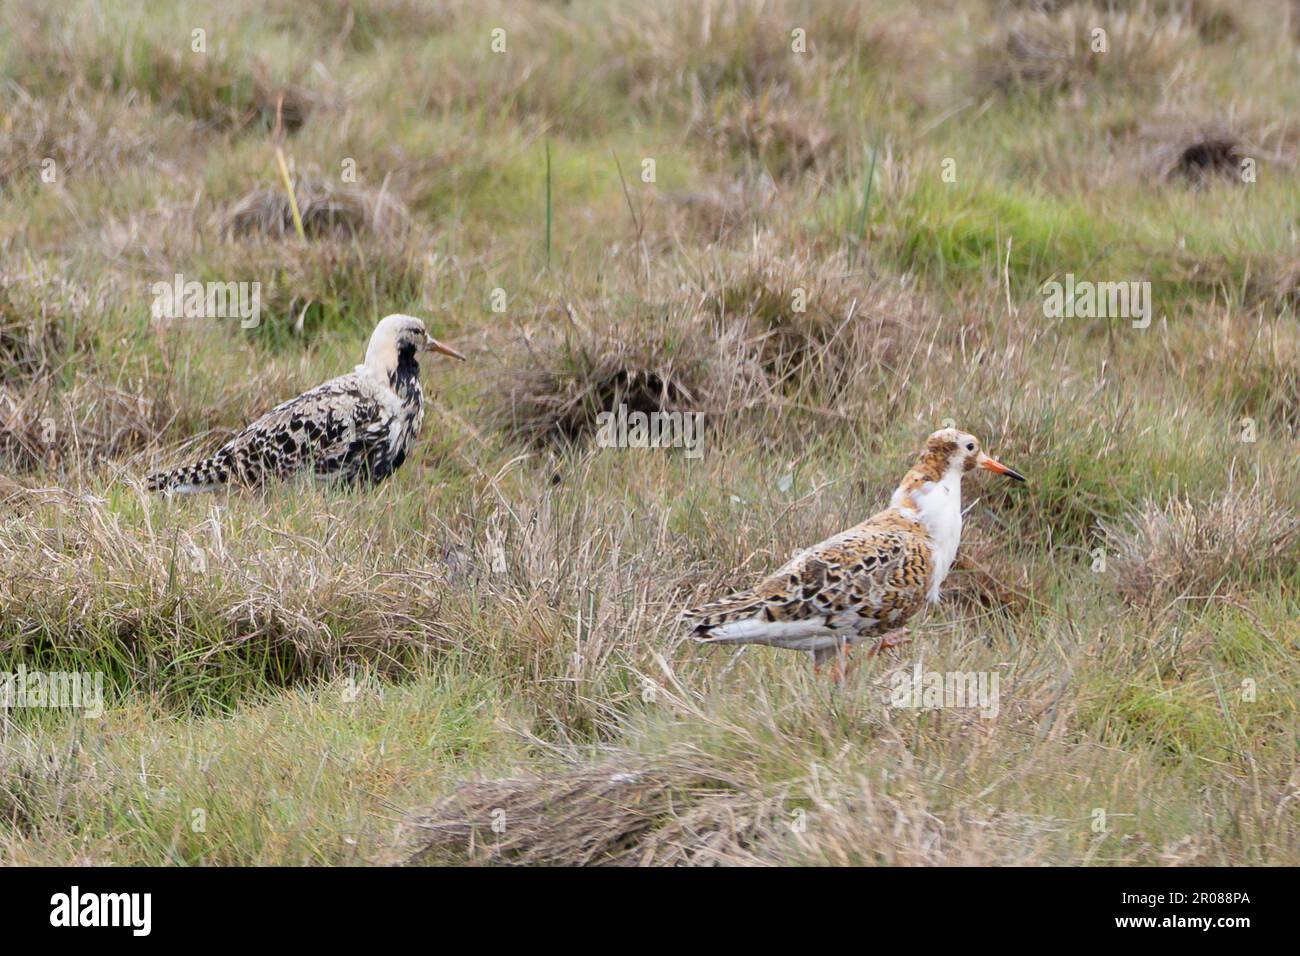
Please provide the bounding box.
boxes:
[146,314,465,493]
[683,427,1025,681]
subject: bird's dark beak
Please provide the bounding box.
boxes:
[977,452,1026,482]
[423,334,466,360]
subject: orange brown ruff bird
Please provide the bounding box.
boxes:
[683,428,1025,678]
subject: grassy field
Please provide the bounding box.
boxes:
[0,0,1297,865]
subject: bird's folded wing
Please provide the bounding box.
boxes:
[686,522,925,634]
[750,526,915,620]
[222,374,396,480]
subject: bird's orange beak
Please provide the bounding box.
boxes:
[977,452,1026,482]
[424,335,466,360]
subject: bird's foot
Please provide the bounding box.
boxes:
[866,627,911,658]
[813,643,854,684]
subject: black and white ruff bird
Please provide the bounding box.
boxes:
[147,314,465,493]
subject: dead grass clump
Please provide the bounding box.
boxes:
[0,380,154,474]
[0,341,280,474]
[1102,487,1300,609]
[0,89,162,190]
[1187,255,1300,312]
[978,7,1194,96]
[1257,259,1300,312]
[403,758,1065,866]
[608,4,807,109]
[607,0,909,112]
[695,91,836,180]
[1003,0,1237,43]
[757,776,1057,865]
[402,756,780,866]
[665,176,773,242]
[11,10,321,136]
[491,305,756,445]
[1166,136,1243,184]
[222,172,410,240]
[181,239,428,350]
[1157,0,1238,41]
[100,42,316,134]
[492,248,937,447]
[1136,119,1254,185]
[0,735,85,837]
[265,0,453,52]
[702,247,932,398]
[0,268,90,384]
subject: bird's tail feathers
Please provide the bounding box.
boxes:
[681,588,764,636]
[146,451,233,493]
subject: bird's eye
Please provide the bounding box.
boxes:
[965,442,975,451]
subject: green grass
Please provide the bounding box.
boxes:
[1,0,1297,866]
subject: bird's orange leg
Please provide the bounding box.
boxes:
[837,643,855,682]
[866,627,911,658]
[813,643,854,683]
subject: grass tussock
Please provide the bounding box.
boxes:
[702,245,933,391]
[222,171,411,241]
[13,17,318,135]
[1196,315,1300,433]
[494,242,942,448]
[0,378,161,474]
[1130,115,1290,187]
[401,752,1058,866]
[184,239,428,348]
[0,267,90,383]
[0,492,454,707]
[403,755,780,866]
[695,90,837,180]
[489,305,753,445]
[978,5,1197,96]
[0,89,164,191]
[1103,486,1300,609]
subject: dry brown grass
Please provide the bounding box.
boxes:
[222,171,410,241]
[492,243,941,448]
[606,0,912,108]
[701,245,934,391]
[978,5,1197,96]
[1193,313,1300,433]
[401,754,780,866]
[0,378,160,474]
[0,267,89,383]
[400,752,1062,866]
[400,736,1093,866]
[0,89,166,191]
[1003,0,1239,43]
[0,269,128,473]
[488,303,757,445]
[664,177,770,242]
[943,525,1042,618]
[1130,114,1298,186]
[694,90,837,180]
[0,491,455,699]
[1103,485,1300,609]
